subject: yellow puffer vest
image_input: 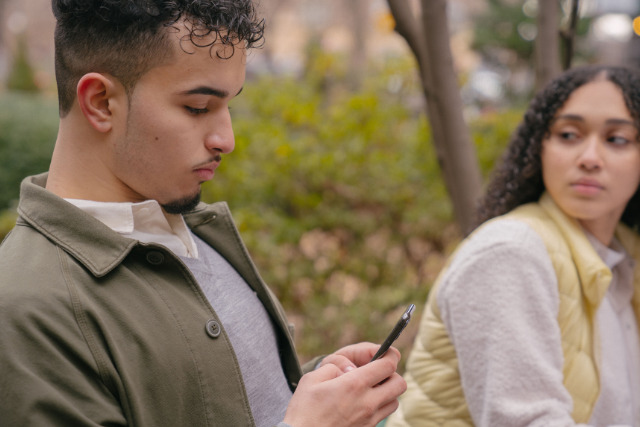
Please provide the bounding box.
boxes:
[387,193,640,427]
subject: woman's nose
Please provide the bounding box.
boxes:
[577,136,603,171]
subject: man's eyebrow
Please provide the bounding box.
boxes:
[181,86,244,98]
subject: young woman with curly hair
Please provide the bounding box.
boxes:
[387,65,640,427]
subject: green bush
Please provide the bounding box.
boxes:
[472,108,523,181]
[0,209,17,242]
[6,36,40,93]
[0,92,58,215]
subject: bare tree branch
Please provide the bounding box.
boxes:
[347,0,369,89]
[535,0,562,91]
[387,0,482,233]
[421,0,482,233]
[387,0,427,68]
[560,0,580,70]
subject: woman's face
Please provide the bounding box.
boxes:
[541,78,640,245]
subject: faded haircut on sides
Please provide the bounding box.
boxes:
[52,0,265,117]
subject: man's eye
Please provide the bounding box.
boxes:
[186,106,208,115]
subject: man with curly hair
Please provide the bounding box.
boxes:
[0,1,406,426]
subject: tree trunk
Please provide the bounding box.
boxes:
[259,0,289,74]
[347,0,369,90]
[388,0,482,234]
[0,0,8,47]
[535,0,561,92]
[560,0,580,70]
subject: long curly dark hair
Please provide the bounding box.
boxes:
[52,0,265,115]
[474,64,640,232]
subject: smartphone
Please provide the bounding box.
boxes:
[370,303,415,362]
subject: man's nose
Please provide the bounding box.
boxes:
[205,109,235,154]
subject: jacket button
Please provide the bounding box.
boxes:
[205,319,221,338]
[146,251,164,265]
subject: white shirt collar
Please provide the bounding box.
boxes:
[584,230,635,312]
[65,198,198,258]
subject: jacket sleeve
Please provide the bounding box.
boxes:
[0,277,127,426]
[300,355,325,374]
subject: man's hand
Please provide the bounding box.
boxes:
[283,343,407,427]
[318,342,400,372]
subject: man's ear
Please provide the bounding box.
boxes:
[76,73,122,133]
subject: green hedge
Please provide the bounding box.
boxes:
[0,92,58,214]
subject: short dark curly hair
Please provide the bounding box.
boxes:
[475,64,640,231]
[52,0,265,116]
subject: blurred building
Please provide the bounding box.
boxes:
[0,0,415,90]
[0,0,55,90]
[2,0,640,99]
[583,0,640,66]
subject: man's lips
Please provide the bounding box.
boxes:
[194,157,221,181]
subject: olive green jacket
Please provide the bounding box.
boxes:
[0,173,303,426]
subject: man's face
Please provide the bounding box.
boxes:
[108,27,246,213]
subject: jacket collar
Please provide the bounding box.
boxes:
[17,173,139,277]
[16,173,229,278]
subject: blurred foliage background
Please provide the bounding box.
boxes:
[202,51,522,360]
[0,43,521,364]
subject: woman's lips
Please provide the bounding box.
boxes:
[571,178,603,196]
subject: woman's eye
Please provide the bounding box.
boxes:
[186,106,208,115]
[558,131,578,141]
[608,135,630,145]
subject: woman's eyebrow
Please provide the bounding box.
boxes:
[552,114,584,123]
[551,115,635,127]
[604,118,636,127]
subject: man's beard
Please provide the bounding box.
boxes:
[161,192,201,214]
